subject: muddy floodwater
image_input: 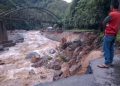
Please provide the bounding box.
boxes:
[0,31,59,86]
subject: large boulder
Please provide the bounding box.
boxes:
[53,70,63,81]
[50,63,61,70]
[31,57,40,63]
[14,34,24,43]
[25,52,40,59]
[0,60,5,65]
[2,40,16,47]
[60,37,71,49]
[31,58,48,68]
[49,49,56,54]
[0,45,4,51]
[25,52,41,63]
[40,75,47,80]
[47,59,61,70]
[68,40,82,51]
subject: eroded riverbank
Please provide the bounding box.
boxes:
[0,30,104,86]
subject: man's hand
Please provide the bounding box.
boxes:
[102,16,111,29]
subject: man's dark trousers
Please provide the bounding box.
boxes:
[103,35,116,65]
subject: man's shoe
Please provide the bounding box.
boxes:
[97,64,110,68]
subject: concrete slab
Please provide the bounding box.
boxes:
[90,56,120,86]
[35,75,97,86]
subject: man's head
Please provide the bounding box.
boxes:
[111,0,119,9]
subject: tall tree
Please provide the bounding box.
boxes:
[66,0,111,29]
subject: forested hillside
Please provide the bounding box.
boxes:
[65,0,111,29]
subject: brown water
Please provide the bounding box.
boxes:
[0,31,59,86]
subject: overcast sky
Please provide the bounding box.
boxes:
[63,0,72,3]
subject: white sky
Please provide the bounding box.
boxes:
[63,0,72,3]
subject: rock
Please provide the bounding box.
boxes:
[26,52,40,59]
[25,52,41,63]
[61,43,70,50]
[69,62,82,75]
[49,49,56,54]
[53,70,63,81]
[3,47,9,51]
[2,41,16,47]
[47,61,61,70]
[14,34,24,43]
[60,37,72,49]
[0,45,4,51]
[68,40,82,50]
[31,58,48,68]
[29,69,36,75]
[61,63,70,78]
[73,47,82,57]
[68,59,77,67]
[64,47,74,58]
[40,75,47,80]
[0,60,5,65]
[60,37,67,46]
[76,56,82,63]
[31,57,40,63]
[52,64,61,70]
[47,56,53,60]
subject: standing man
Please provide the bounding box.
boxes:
[98,0,120,68]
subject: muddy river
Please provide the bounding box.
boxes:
[0,31,59,86]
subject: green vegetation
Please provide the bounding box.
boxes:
[0,0,16,11]
[66,29,96,32]
[117,32,120,41]
[0,0,119,31]
[64,0,111,29]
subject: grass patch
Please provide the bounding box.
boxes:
[99,32,104,38]
[98,32,120,42]
[59,56,68,62]
[65,29,96,32]
[45,55,53,60]
[117,32,120,41]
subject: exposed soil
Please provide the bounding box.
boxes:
[78,50,103,74]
